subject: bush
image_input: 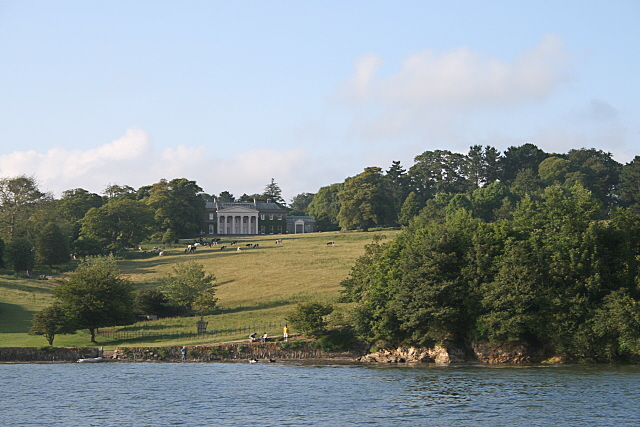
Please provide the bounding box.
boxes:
[280,341,305,350]
[310,328,355,352]
[286,302,334,338]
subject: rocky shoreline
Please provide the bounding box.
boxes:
[0,340,611,364]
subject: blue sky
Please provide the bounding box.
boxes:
[1,1,639,201]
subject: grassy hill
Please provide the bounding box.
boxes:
[0,230,398,349]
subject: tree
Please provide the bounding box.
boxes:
[0,175,46,239]
[161,261,217,314]
[337,167,396,231]
[134,288,179,318]
[499,143,548,184]
[29,303,76,345]
[306,183,343,231]
[289,192,315,215]
[71,236,104,258]
[217,191,235,202]
[35,223,69,268]
[146,178,206,239]
[617,156,640,210]
[4,238,35,276]
[102,184,136,200]
[398,191,421,226]
[286,302,334,338]
[53,256,135,342]
[0,237,4,268]
[409,150,469,200]
[58,188,104,223]
[80,198,154,253]
[263,178,285,205]
[464,145,501,189]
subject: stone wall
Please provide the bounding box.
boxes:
[0,346,101,362]
[112,342,364,362]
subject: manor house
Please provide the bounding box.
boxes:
[204,200,316,235]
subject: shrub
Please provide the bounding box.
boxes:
[286,302,334,338]
[310,328,355,352]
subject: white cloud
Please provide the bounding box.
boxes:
[335,34,573,145]
[0,128,312,200]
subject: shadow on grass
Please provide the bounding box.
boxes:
[0,302,34,333]
[219,296,312,314]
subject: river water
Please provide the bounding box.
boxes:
[1,361,639,426]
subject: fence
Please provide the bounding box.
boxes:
[97,321,285,342]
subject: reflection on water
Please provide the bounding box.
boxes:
[1,362,639,426]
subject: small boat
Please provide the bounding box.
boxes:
[249,359,258,363]
[77,357,103,363]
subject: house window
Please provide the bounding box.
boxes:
[261,214,265,220]
[260,225,265,234]
[270,214,273,220]
[209,224,214,234]
[278,225,282,234]
[209,213,215,220]
[278,214,282,220]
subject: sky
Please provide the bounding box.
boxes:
[1,1,639,202]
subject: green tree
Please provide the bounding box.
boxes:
[53,256,135,342]
[337,167,396,231]
[0,237,4,268]
[102,184,136,200]
[146,178,205,239]
[80,198,154,253]
[0,175,46,239]
[4,238,35,276]
[306,183,343,231]
[398,191,421,226]
[217,191,235,202]
[263,178,285,205]
[71,236,104,258]
[134,288,179,318]
[409,150,469,200]
[161,261,217,314]
[29,303,77,345]
[499,143,548,184]
[58,188,104,223]
[35,223,69,268]
[286,302,334,338]
[289,192,315,215]
[618,156,640,211]
[464,145,501,189]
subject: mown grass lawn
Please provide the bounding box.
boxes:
[0,230,398,349]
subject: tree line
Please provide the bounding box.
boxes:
[0,177,286,275]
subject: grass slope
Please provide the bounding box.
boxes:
[0,230,397,349]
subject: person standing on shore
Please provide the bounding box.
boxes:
[181,346,187,361]
[283,325,289,342]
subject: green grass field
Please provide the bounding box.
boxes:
[0,230,398,349]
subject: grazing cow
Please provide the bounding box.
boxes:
[327,241,335,246]
[158,250,164,256]
[231,241,238,246]
[211,241,218,246]
[185,244,197,253]
[246,243,252,247]
[252,244,259,249]
[237,247,242,252]
[220,245,227,250]
[275,239,282,244]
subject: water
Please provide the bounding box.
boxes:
[1,362,639,426]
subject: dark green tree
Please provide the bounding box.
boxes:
[464,145,501,189]
[80,198,154,253]
[285,302,334,338]
[337,167,396,231]
[58,188,104,223]
[289,192,315,215]
[499,143,548,184]
[53,256,135,342]
[29,303,77,345]
[102,184,136,200]
[134,288,176,318]
[35,223,70,268]
[306,183,343,231]
[4,238,35,276]
[409,150,469,200]
[217,191,235,202]
[617,156,640,211]
[263,178,285,205]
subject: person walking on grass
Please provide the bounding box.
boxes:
[283,324,289,342]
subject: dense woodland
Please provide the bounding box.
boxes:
[2,143,640,358]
